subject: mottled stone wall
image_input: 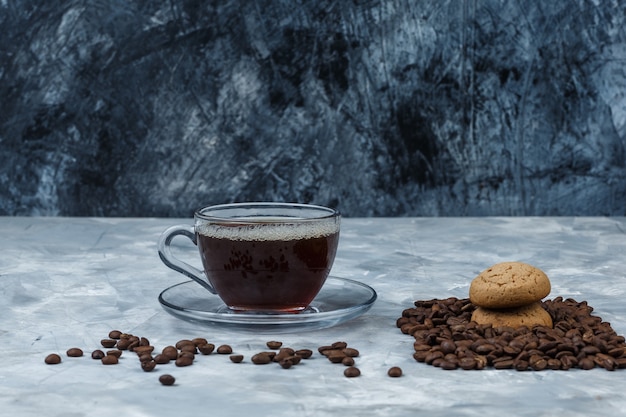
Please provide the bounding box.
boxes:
[1,1,625,217]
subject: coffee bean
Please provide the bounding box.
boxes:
[295,349,313,359]
[325,349,346,363]
[178,351,194,360]
[529,355,548,371]
[159,374,176,386]
[162,346,179,360]
[387,366,403,377]
[133,346,155,356]
[116,339,132,350]
[101,339,117,348]
[106,350,122,358]
[441,360,458,370]
[101,355,119,365]
[91,350,105,360]
[579,357,595,370]
[229,354,244,363]
[251,353,272,365]
[45,353,61,365]
[285,355,301,365]
[459,357,477,370]
[342,356,355,366]
[175,340,194,350]
[66,348,83,357]
[279,358,293,369]
[198,343,215,355]
[343,348,360,357]
[217,345,233,354]
[273,348,295,362]
[139,337,150,347]
[154,354,170,365]
[192,338,208,347]
[332,341,348,350]
[138,353,153,363]
[266,341,283,349]
[108,330,122,339]
[344,366,361,377]
[141,360,156,372]
[179,344,198,354]
[175,356,193,367]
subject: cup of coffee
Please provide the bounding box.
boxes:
[158,202,341,313]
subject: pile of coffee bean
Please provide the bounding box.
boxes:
[44,331,391,382]
[397,296,626,371]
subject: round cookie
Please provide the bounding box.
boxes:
[471,302,553,328]
[469,262,551,309]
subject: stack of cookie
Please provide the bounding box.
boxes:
[469,262,553,328]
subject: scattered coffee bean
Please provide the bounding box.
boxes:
[101,355,119,365]
[179,344,198,354]
[326,351,346,363]
[116,339,132,350]
[273,348,295,362]
[295,349,313,359]
[138,353,153,363]
[108,330,122,339]
[279,358,294,369]
[159,374,176,386]
[101,339,117,348]
[175,340,194,349]
[251,353,272,365]
[45,353,61,365]
[286,355,302,365]
[154,354,170,365]
[175,356,193,367]
[141,360,156,372]
[217,345,233,354]
[91,350,105,360]
[66,348,83,357]
[192,338,208,347]
[266,341,283,349]
[133,346,154,356]
[343,348,359,357]
[332,341,348,349]
[387,366,403,377]
[106,350,122,358]
[139,337,150,347]
[344,366,361,377]
[178,351,194,361]
[198,343,215,355]
[162,346,179,360]
[229,354,244,363]
[342,357,355,366]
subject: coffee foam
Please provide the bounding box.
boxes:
[196,218,339,241]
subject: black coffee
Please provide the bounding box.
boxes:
[197,220,339,312]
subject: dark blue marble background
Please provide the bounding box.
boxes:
[1,1,625,217]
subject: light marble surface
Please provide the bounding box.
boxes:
[1,216,626,417]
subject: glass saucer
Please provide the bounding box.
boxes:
[158,276,377,333]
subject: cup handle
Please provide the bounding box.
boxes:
[157,225,217,294]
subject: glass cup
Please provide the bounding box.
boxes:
[158,202,341,313]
